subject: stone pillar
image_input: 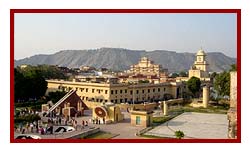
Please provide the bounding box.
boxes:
[163,101,168,116]
[203,86,209,108]
[230,72,237,108]
[228,71,237,139]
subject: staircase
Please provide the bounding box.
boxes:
[47,90,75,113]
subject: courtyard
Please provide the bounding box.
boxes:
[144,112,228,139]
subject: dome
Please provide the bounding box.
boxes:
[196,49,206,56]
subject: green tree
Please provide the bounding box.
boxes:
[230,64,237,72]
[175,130,185,139]
[179,71,188,77]
[214,71,230,97]
[46,91,67,103]
[171,73,179,78]
[213,64,236,97]
[187,76,201,97]
[14,68,47,102]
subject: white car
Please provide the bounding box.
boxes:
[15,134,42,139]
[54,126,76,133]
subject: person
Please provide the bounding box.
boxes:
[96,117,98,124]
[103,117,105,124]
[82,120,85,130]
[85,120,88,126]
[74,120,78,130]
[21,128,25,134]
[59,117,62,125]
[30,123,34,133]
[98,119,101,125]
[40,127,44,135]
[50,125,53,134]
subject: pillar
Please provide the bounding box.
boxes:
[203,86,209,108]
[163,101,168,116]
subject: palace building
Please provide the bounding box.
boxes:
[47,79,183,104]
[130,57,163,77]
[46,56,185,105]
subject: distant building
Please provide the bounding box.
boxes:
[19,64,28,69]
[130,57,164,77]
[188,49,210,81]
[79,66,96,72]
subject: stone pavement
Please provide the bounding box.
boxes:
[145,112,228,139]
[75,110,144,139]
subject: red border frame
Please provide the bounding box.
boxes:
[10,9,241,143]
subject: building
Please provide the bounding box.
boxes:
[188,49,210,81]
[130,57,163,77]
[42,90,88,117]
[130,110,153,127]
[92,102,124,123]
[47,79,183,104]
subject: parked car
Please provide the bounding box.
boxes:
[54,126,75,133]
[15,134,42,139]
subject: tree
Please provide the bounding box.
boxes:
[175,130,185,139]
[187,76,201,97]
[171,73,179,78]
[213,64,237,97]
[179,71,188,77]
[230,64,237,72]
[14,68,48,102]
[46,91,67,103]
[214,71,230,97]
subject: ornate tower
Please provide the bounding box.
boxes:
[194,49,208,71]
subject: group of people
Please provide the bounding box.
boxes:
[16,121,39,134]
[81,119,89,130]
[91,117,105,125]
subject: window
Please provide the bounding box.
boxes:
[92,89,95,93]
[86,97,88,101]
[111,100,114,103]
[136,90,139,94]
[125,89,127,93]
[142,90,144,93]
[111,90,113,94]
[115,90,118,94]
[86,88,88,92]
[115,99,117,103]
[105,90,108,94]
[120,90,123,94]
[164,88,166,91]
[125,98,127,103]
[158,88,160,92]
[153,89,155,92]
[148,89,150,93]
[130,90,133,95]
[136,116,141,125]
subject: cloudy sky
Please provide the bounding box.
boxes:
[14,13,237,59]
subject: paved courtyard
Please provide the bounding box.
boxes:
[75,110,144,139]
[145,112,228,139]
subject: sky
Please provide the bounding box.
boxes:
[14,13,237,59]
